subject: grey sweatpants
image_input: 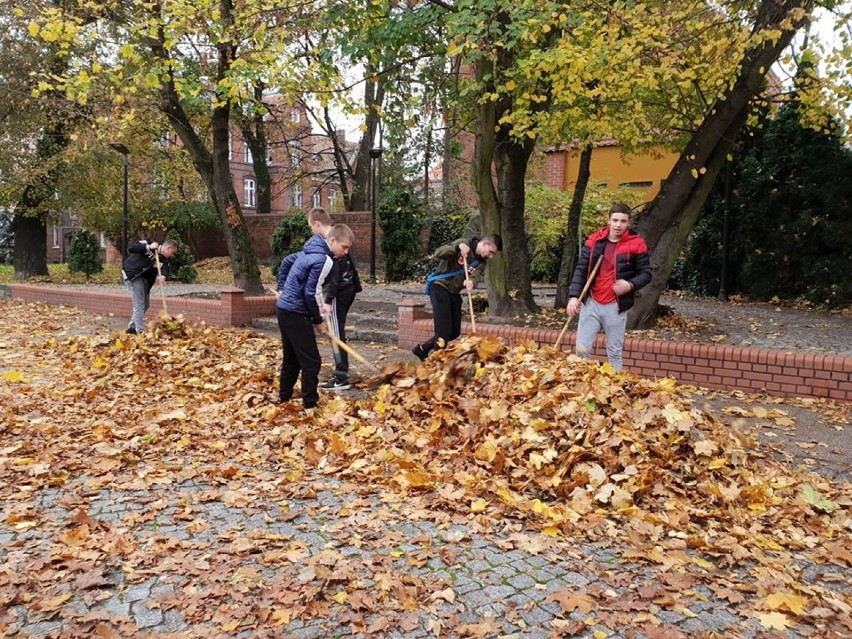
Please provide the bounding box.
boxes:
[575,297,627,372]
[125,277,150,333]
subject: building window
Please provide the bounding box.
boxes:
[312,189,321,208]
[228,132,232,160]
[244,144,253,164]
[291,184,302,208]
[99,232,107,249]
[619,181,653,189]
[328,187,337,206]
[289,141,302,167]
[52,226,60,248]
[244,178,256,208]
[290,109,301,123]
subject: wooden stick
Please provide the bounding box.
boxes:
[555,254,604,351]
[153,249,169,316]
[326,317,341,360]
[327,333,377,369]
[462,252,476,333]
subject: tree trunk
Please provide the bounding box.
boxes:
[211,103,264,294]
[13,117,72,279]
[240,83,272,215]
[153,4,263,295]
[628,0,810,329]
[12,215,49,280]
[349,69,384,211]
[494,134,538,313]
[554,145,592,308]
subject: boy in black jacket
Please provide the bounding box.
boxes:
[122,239,178,334]
[320,249,362,391]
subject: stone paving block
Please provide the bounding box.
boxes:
[548,570,589,588]
[123,579,155,603]
[506,572,537,590]
[162,608,188,632]
[20,621,63,637]
[465,559,491,574]
[489,563,520,579]
[680,608,743,635]
[101,593,131,617]
[656,609,687,625]
[131,601,164,628]
[519,603,555,627]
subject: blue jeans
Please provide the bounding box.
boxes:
[125,277,150,332]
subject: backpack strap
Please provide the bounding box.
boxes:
[424,259,481,294]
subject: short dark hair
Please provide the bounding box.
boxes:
[482,233,502,251]
[609,202,633,218]
[308,207,332,226]
[328,223,354,244]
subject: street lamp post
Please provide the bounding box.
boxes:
[108,143,130,259]
[718,159,731,302]
[368,147,383,284]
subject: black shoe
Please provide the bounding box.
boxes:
[125,325,137,334]
[320,379,351,391]
[412,344,427,361]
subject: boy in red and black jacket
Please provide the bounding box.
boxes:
[566,203,651,372]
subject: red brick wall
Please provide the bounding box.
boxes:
[10,284,275,329]
[397,301,852,402]
[544,150,567,190]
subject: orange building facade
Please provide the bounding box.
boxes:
[544,140,679,198]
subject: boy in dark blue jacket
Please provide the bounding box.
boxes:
[276,224,354,412]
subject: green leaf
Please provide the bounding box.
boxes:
[800,483,837,513]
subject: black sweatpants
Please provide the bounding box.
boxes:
[420,285,462,357]
[277,308,321,408]
[328,288,356,382]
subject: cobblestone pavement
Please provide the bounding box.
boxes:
[4,469,848,639]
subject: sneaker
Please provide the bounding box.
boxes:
[412,344,427,361]
[303,406,316,416]
[320,379,351,391]
[126,324,137,334]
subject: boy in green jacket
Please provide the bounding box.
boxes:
[412,234,502,360]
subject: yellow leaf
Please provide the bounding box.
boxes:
[759,611,792,630]
[692,556,715,571]
[221,620,241,631]
[470,498,488,513]
[2,370,26,382]
[333,591,348,604]
[541,526,561,538]
[594,631,606,639]
[690,168,699,179]
[210,440,227,450]
[765,592,807,616]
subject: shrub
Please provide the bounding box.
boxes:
[270,209,311,276]
[378,187,426,282]
[67,231,103,280]
[166,233,198,283]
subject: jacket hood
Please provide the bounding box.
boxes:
[586,226,635,246]
[304,233,332,255]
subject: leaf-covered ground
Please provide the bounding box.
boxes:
[0,300,849,638]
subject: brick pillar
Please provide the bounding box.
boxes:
[397,299,429,348]
[220,287,245,327]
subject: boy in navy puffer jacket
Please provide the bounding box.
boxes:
[275,224,354,412]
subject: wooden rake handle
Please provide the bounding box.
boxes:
[462,252,476,333]
[555,254,604,351]
[153,249,169,315]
